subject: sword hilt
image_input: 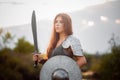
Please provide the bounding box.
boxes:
[34,60,38,68]
[33,51,39,68]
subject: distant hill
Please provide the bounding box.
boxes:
[70,0,120,53]
[5,0,120,54]
[4,19,52,53]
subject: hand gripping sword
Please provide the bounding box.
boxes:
[31,10,39,68]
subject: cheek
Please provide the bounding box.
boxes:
[60,26,64,32]
[55,25,64,33]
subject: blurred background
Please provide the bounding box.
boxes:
[0,0,120,80]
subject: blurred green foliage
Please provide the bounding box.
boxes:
[96,46,120,80]
[14,37,34,54]
[0,28,120,80]
[0,29,41,80]
[86,34,120,80]
[0,48,42,80]
[0,28,14,49]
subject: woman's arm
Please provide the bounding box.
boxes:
[76,56,87,67]
[63,35,87,67]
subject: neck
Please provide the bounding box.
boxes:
[59,33,68,40]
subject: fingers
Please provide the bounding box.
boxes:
[33,54,38,61]
[33,54,43,62]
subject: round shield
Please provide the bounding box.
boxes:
[40,55,82,80]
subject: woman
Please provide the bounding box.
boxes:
[33,13,87,67]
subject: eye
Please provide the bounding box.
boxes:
[55,20,58,23]
[55,20,63,24]
[60,21,63,23]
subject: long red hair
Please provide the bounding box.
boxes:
[46,13,73,58]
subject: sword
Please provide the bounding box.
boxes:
[31,10,39,68]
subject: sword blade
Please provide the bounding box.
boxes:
[31,10,39,52]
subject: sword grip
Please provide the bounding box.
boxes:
[33,53,38,68]
[34,60,38,68]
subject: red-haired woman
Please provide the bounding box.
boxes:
[33,13,87,67]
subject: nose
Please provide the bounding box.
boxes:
[55,22,60,27]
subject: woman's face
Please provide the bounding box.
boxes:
[55,16,64,34]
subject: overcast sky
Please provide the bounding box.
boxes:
[0,0,111,28]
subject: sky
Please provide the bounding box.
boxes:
[0,0,119,54]
[0,0,110,28]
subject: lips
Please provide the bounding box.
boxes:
[56,24,62,28]
[55,26,59,30]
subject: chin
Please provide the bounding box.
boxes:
[56,31,61,33]
[56,32,60,34]
[55,30,63,34]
